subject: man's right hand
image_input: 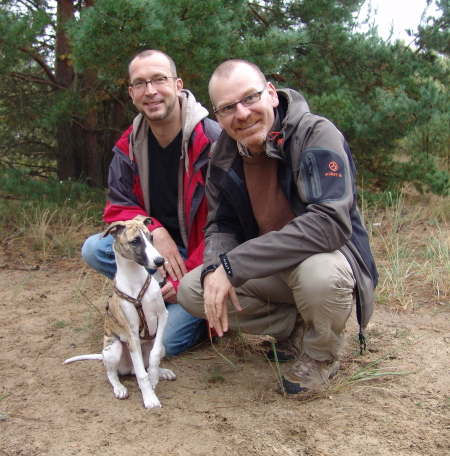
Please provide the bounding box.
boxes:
[203,265,242,337]
[152,226,187,282]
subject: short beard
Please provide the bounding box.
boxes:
[142,98,177,122]
[238,130,267,152]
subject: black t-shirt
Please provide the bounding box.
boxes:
[148,130,183,247]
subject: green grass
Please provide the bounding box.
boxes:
[206,367,225,384]
[0,168,106,263]
[365,188,450,308]
[423,220,450,299]
[0,168,106,205]
[52,320,69,329]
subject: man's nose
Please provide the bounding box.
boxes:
[144,81,158,95]
[234,102,251,119]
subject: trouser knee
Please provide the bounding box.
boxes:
[179,265,298,341]
[81,234,101,267]
[81,233,116,279]
[285,251,356,360]
[288,251,355,311]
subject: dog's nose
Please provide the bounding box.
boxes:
[154,256,165,268]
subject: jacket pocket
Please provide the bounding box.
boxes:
[305,152,322,199]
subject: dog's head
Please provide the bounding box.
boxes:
[100,216,165,269]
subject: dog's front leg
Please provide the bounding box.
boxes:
[147,298,176,389]
[127,331,162,409]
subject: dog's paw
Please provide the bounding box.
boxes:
[159,368,176,381]
[143,394,162,409]
[113,385,129,399]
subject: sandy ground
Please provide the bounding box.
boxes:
[1,246,449,456]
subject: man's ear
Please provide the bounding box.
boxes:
[128,85,135,104]
[267,82,279,108]
[176,77,183,95]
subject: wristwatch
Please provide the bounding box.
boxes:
[200,264,219,288]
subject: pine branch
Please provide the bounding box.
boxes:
[19,47,58,86]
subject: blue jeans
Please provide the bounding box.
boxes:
[81,233,206,356]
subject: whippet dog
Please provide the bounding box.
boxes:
[64,215,176,409]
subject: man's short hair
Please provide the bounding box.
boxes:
[128,50,177,79]
[209,59,267,104]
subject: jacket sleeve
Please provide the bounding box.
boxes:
[103,127,163,231]
[202,160,245,272]
[219,118,355,288]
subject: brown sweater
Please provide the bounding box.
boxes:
[242,153,295,235]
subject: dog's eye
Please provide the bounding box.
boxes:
[131,238,140,246]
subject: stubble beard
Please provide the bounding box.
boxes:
[235,118,268,152]
[239,132,267,151]
[142,97,177,122]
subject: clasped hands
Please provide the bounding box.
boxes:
[203,265,242,337]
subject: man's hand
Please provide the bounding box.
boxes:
[160,281,178,304]
[203,265,242,337]
[152,227,187,282]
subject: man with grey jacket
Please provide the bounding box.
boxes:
[178,59,378,395]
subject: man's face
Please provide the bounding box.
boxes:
[210,64,279,154]
[128,53,183,123]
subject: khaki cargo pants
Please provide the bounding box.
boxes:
[178,250,355,361]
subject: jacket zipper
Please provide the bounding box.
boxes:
[306,153,322,199]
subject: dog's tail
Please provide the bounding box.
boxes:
[63,354,103,364]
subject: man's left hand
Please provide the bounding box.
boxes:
[203,265,242,337]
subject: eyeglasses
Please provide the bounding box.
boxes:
[214,89,266,117]
[130,77,177,92]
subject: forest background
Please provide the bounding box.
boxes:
[0,0,449,196]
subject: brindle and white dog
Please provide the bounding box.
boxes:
[64,215,176,409]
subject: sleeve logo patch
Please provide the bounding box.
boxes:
[329,161,338,171]
[325,161,343,178]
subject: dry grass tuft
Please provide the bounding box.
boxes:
[365,189,450,309]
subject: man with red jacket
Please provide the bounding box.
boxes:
[82,50,221,356]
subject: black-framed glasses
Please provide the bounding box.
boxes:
[130,77,177,92]
[214,88,266,117]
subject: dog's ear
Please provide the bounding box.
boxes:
[100,221,127,239]
[133,214,154,227]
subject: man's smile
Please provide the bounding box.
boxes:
[145,100,163,107]
[236,119,259,131]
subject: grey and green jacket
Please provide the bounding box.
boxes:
[202,89,378,339]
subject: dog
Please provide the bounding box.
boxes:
[64,215,176,409]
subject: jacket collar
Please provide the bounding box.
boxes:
[265,89,311,159]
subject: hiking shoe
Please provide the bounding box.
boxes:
[266,339,301,362]
[278,354,340,395]
[266,321,305,362]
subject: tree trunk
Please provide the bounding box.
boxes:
[55,0,76,181]
[84,105,102,186]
